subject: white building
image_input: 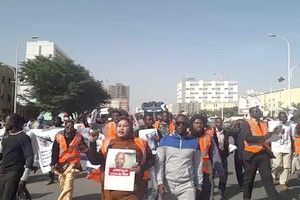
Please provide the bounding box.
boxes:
[25,41,70,60]
[176,78,238,113]
[19,41,71,106]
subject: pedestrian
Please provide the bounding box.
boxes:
[292,121,300,179]
[156,114,203,200]
[31,113,45,129]
[45,116,64,185]
[241,107,280,200]
[50,120,89,200]
[103,109,121,138]
[213,117,229,199]
[0,113,34,200]
[189,114,225,200]
[271,112,293,190]
[154,111,175,137]
[227,119,245,190]
[88,116,155,200]
[134,113,162,200]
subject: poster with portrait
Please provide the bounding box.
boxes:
[138,128,158,153]
[104,149,136,191]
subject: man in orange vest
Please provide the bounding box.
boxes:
[189,114,225,200]
[241,107,280,200]
[293,121,300,179]
[103,109,121,138]
[50,120,89,200]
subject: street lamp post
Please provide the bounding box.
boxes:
[291,63,300,78]
[268,34,291,109]
[213,73,224,119]
[269,80,278,118]
[14,36,39,113]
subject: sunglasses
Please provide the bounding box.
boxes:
[175,121,188,126]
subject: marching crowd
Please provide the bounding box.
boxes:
[0,107,300,200]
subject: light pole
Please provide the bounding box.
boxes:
[213,73,224,119]
[268,34,291,109]
[269,80,278,118]
[14,36,39,113]
[291,63,300,78]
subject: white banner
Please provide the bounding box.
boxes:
[30,127,93,173]
[31,128,64,173]
[0,126,102,174]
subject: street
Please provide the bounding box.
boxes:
[27,151,300,200]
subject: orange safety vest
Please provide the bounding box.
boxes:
[294,137,300,154]
[205,127,214,137]
[244,119,270,153]
[104,122,116,138]
[89,137,150,183]
[55,131,82,164]
[199,134,212,174]
[154,121,175,134]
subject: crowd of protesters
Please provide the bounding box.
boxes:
[0,106,300,200]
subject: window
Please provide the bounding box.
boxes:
[2,76,5,84]
[7,95,11,102]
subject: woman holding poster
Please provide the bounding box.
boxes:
[88,116,155,200]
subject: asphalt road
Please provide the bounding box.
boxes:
[27,152,300,200]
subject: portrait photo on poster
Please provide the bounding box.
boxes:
[106,149,136,176]
[104,149,137,191]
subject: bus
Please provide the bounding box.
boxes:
[141,101,166,119]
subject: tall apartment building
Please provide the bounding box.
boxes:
[107,83,130,111]
[19,41,71,106]
[176,78,238,114]
[108,83,130,98]
[0,62,15,113]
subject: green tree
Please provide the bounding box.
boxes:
[20,56,110,116]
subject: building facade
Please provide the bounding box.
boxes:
[249,88,300,117]
[176,78,238,114]
[0,62,15,114]
[107,83,130,111]
[108,83,130,99]
[19,41,71,106]
[107,98,130,111]
[26,41,71,60]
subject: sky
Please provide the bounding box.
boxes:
[1,0,300,111]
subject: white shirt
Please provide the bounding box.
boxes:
[216,128,225,151]
[271,121,293,153]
